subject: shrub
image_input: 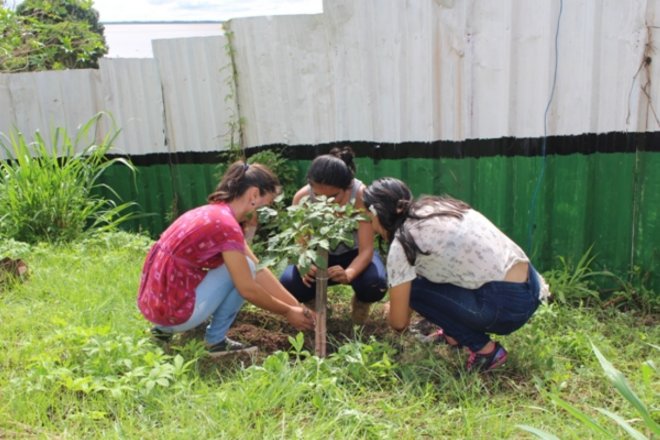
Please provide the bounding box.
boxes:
[215,148,299,204]
[0,113,138,243]
[0,0,107,72]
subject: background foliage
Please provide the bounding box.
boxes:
[0,0,107,72]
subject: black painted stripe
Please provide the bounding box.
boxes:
[110,131,660,166]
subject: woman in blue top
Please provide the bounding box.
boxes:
[279,147,387,323]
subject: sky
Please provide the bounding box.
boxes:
[91,0,323,23]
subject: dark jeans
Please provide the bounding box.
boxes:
[410,265,541,352]
[280,249,388,303]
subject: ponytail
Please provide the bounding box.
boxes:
[306,146,356,190]
[208,161,280,203]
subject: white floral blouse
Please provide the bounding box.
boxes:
[387,208,531,290]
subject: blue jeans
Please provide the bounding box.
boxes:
[280,249,388,303]
[410,265,541,352]
[155,258,255,345]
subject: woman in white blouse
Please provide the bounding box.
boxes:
[363,177,549,372]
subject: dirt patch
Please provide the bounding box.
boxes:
[177,301,400,357]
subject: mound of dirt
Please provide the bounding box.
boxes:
[177,301,401,357]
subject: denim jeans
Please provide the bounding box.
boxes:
[280,249,388,303]
[156,258,255,345]
[409,265,541,352]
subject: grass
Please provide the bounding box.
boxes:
[0,232,658,439]
[0,113,138,243]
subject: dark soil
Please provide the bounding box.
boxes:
[177,300,398,358]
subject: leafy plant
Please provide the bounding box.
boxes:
[518,342,660,439]
[0,0,107,72]
[215,148,299,203]
[264,195,364,356]
[0,236,31,259]
[15,322,197,399]
[248,149,299,203]
[263,195,364,273]
[0,113,138,243]
[544,246,615,305]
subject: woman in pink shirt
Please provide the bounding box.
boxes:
[138,161,315,356]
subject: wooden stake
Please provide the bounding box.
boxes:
[314,249,329,357]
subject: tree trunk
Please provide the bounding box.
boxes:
[314,248,329,357]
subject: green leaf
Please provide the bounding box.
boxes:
[591,343,660,436]
[595,408,648,440]
[516,425,561,440]
[550,394,616,438]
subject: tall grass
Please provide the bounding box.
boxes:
[0,113,137,243]
[519,343,660,439]
[0,234,658,438]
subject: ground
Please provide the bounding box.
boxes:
[175,298,409,360]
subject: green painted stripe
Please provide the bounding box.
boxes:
[98,152,659,292]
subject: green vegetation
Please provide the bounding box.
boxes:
[214,148,300,206]
[0,113,138,243]
[0,0,107,72]
[520,343,659,439]
[262,194,363,273]
[0,233,657,438]
[544,247,660,313]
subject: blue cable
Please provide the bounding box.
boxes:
[527,0,564,254]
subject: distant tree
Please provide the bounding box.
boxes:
[0,0,107,72]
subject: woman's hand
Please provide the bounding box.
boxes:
[301,265,317,287]
[327,265,354,284]
[241,213,259,243]
[286,305,316,330]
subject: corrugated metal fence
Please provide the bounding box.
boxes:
[1,0,659,288]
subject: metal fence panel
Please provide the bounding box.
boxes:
[153,35,237,153]
[98,58,166,155]
[0,69,101,158]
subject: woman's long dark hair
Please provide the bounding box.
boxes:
[363,177,470,265]
[306,146,355,190]
[207,161,280,203]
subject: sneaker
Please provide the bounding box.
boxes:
[351,296,372,325]
[150,327,173,344]
[207,337,258,357]
[466,342,508,372]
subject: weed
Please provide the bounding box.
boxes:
[601,266,660,315]
[0,113,138,243]
[544,246,615,306]
[519,343,660,439]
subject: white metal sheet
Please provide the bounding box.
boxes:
[153,36,238,153]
